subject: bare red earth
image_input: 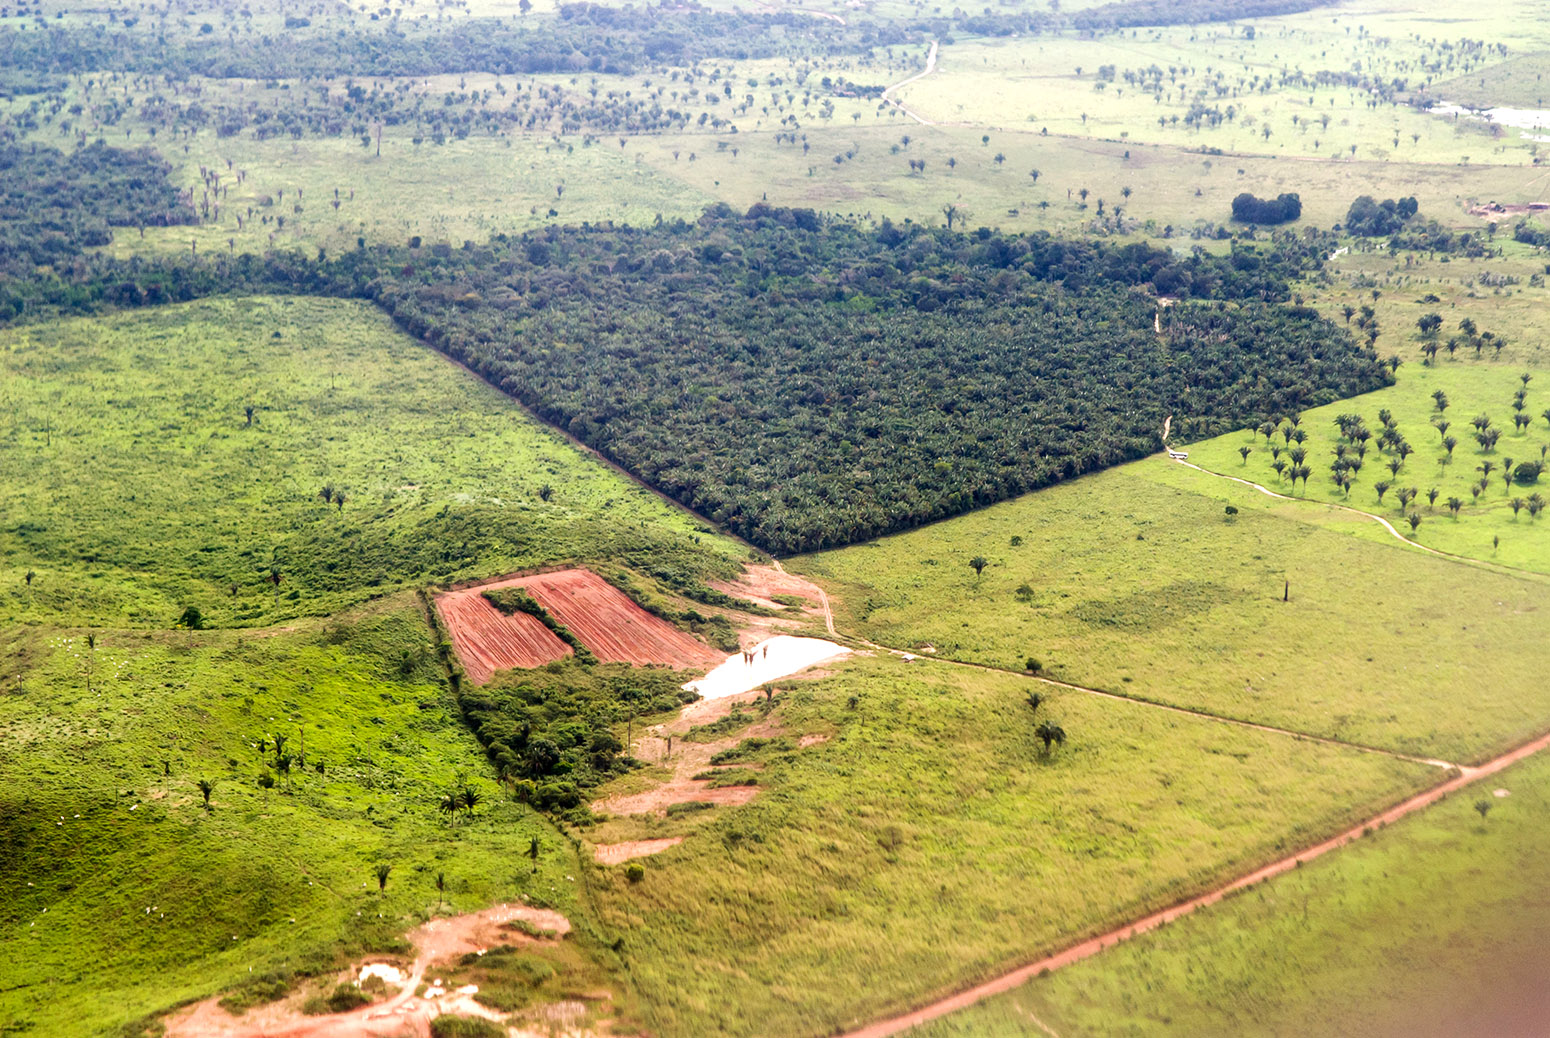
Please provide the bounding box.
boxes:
[434,586,571,684]
[436,569,722,684]
[520,569,724,668]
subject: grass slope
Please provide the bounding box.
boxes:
[0,295,743,629]
[1184,361,1550,573]
[910,751,1550,1038]
[793,458,1550,762]
[0,597,603,1038]
[583,655,1429,1038]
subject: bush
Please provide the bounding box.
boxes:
[1231,192,1302,224]
[625,862,646,883]
[430,1017,506,1038]
[665,800,714,816]
[302,984,371,1015]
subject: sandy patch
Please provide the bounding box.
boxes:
[685,635,851,700]
[593,837,685,865]
[165,903,572,1038]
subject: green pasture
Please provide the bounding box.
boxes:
[0,597,596,1038]
[583,654,1429,1038]
[0,296,741,629]
[911,748,1550,1038]
[793,457,1550,762]
[1183,361,1550,573]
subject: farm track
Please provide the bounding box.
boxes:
[882,40,938,125]
[1172,456,1550,584]
[838,722,1550,1038]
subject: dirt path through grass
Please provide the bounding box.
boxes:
[839,724,1550,1038]
[883,41,939,125]
[1172,456,1550,582]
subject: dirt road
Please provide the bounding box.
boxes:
[882,41,938,125]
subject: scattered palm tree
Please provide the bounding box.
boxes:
[197,779,215,809]
[1034,720,1067,755]
[969,556,988,580]
[374,863,392,892]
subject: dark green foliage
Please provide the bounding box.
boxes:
[1345,195,1420,237]
[0,5,913,79]
[665,800,714,816]
[1231,192,1303,224]
[302,983,371,1015]
[457,659,691,818]
[0,142,192,281]
[431,1017,507,1038]
[709,735,794,765]
[373,208,1383,551]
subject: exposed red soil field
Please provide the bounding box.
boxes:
[521,569,724,668]
[434,586,571,684]
[436,568,722,684]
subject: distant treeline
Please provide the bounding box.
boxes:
[0,4,915,78]
[1070,0,1332,30]
[0,142,194,272]
[2,144,1389,554]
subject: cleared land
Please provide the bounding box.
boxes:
[583,654,1432,1038]
[435,569,724,682]
[0,297,743,628]
[434,585,572,681]
[793,456,1550,763]
[908,749,1550,1038]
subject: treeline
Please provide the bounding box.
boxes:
[362,209,1383,552]
[0,142,194,274]
[0,4,913,79]
[1,145,1387,553]
[1071,0,1332,30]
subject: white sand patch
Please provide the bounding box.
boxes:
[684,635,850,700]
[359,962,405,985]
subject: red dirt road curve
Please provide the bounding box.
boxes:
[436,569,722,684]
[840,727,1550,1037]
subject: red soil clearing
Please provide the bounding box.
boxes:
[436,568,721,684]
[434,587,571,684]
[520,569,724,668]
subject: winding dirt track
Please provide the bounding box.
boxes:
[882,41,938,125]
[1171,457,1546,581]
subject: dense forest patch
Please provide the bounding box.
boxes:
[0,4,913,78]
[0,144,1388,554]
[368,209,1389,551]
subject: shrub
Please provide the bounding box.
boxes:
[626,862,646,883]
[302,984,371,1015]
[1231,192,1302,224]
[430,1017,506,1038]
[665,800,714,816]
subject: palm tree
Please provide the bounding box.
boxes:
[435,871,446,910]
[528,836,541,874]
[1034,720,1067,755]
[197,779,215,808]
[1025,691,1044,714]
[1239,446,1252,463]
[458,785,482,820]
[1408,513,1422,532]
[1447,496,1464,517]
[969,556,988,580]
[439,791,459,827]
[374,864,392,893]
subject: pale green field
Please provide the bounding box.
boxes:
[793,456,1550,762]
[911,749,1550,1038]
[1183,362,1550,573]
[583,654,1430,1038]
[0,296,741,628]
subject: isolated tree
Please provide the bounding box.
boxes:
[197,779,215,808]
[435,871,446,910]
[1428,487,1440,509]
[439,790,459,826]
[1374,480,1391,504]
[969,556,988,580]
[374,863,392,892]
[1408,512,1422,532]
[1239,446,1253,463]
[458,785,482,819]
[1475,799,1493,822]
[1447,496,1464,517]
[942,202,968,229]
[1025,691,1044,713]
[528,836,541,874]
[1034,720,1067,755]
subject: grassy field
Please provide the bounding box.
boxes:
[910,747,1550,1038]
[0,596,609,1038]
[0,295,743,629]
[581,655,1430,1038]
[1183,360,1550,573]
[793,457,1550,763]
